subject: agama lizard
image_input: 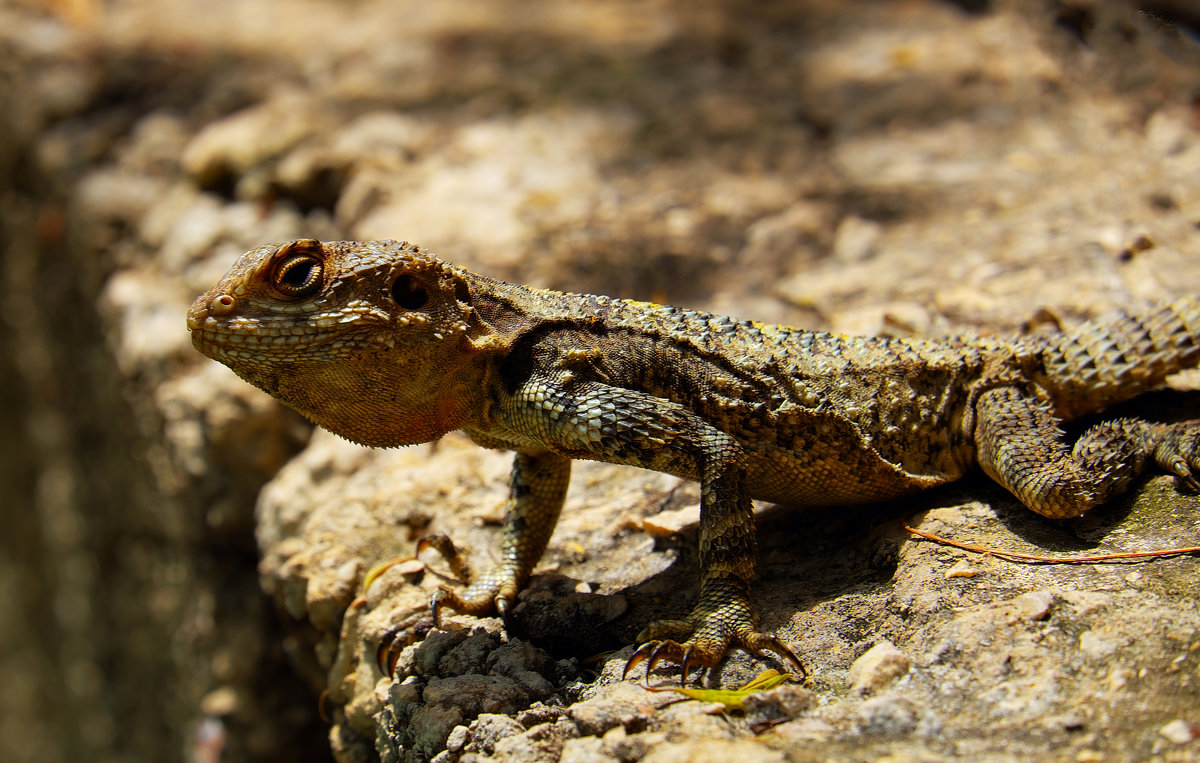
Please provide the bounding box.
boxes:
[187,239,1200,681]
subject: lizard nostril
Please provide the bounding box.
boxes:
[210,294,237,315]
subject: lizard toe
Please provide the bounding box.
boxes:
[415,532,474,584]
[742,632,807,679]
[624,638,720,684]
[1154,421,1200,491]
[376,610,436,677]
[622,640,655,679]
[431,579,515,620]
[634,617,696,644]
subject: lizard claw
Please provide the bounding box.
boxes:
[495,595,517,631]
[622,641,655,680]
[1166,455,1200,491]
[749,634,807,680]
[646,640,676,677]
[1154,422,1200,492]
[676,643,712,686]
[375,611,435,677]
[623,639,705,684]
[678,644,694,686]
[623,631,805,685]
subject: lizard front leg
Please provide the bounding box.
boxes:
[496,377,801,682]
[623,428,803,683]
[377,450,568,673]
[432,450,571,619]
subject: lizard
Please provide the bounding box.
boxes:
[187,238,1200,682]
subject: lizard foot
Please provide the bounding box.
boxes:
[622,609,804,685]
[1154,421,1200,491]
[416,532,518,622]
[376,533,521,676]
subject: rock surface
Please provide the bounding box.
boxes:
[2,1,1199,761]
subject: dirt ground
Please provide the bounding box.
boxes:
[2,0,1199,761]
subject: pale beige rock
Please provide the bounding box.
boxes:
[8,2,1200,762]
[848,641,911,694]
[640,505,700,537]
[1158,719,1196,745]
[641,738,786,763]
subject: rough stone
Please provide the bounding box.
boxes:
[408,704,464,761]
[848,641,911,695]
[641,738,787,763]
[568,683,662,737]
[743,684,817,726]
[7,2,1200,762]
[1158,719,1197,745]
[467,713,525,755]
[422,674,531,718]
[857,696,919,736]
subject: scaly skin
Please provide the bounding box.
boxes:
[187,239,1200,680]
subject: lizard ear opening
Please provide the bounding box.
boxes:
[391,274,430,310]
[453,277,471,306]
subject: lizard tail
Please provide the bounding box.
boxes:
[1039,297,1200,418]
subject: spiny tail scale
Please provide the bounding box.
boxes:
[1040,298,1200,418]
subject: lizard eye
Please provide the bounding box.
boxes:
[391,274,429,310]
[273,254,323,298]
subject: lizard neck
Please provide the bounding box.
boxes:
[259,333,496,449]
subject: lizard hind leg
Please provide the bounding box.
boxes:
[973,386,1184,518]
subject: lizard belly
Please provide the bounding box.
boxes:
[745,447,951,506]
[736,388,975,506]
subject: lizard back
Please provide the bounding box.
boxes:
[464,272,991,505]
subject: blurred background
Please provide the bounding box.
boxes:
[1,0,1198,760]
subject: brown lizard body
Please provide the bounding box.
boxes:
[187,239,1200,679]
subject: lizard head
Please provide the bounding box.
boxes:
[187,239,491,447]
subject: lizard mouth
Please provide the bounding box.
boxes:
[185,284,392,363]
[186,292,304,358]
[187,311,379,366]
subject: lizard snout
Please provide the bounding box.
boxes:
[186,292,237,331]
